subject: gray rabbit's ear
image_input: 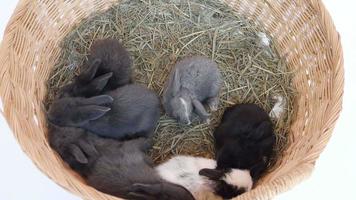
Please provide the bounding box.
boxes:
[172,69,181,95]
[128,183,160,200]
[129,183,195,200]
[86,72,113,94]
[79,58,102,82]
[68,144,88,164]
[77,140,99,157]
[192,99,210,118]
[82,95,114,105]
[71,105,110,125]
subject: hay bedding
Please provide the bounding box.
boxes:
[46,0,295,167]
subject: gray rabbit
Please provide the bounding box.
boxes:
[91,84,161,139]
[58,38,132,98]
[46,97,195,200]
[163,56,222,124]
[58,59,113,98]
[49,84,160,140]
[88,38,133,91]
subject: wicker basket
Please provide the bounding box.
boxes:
[0,0,343,199]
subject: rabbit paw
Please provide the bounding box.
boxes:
[207,97,219,111]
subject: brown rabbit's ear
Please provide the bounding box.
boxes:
[82,95,114,106]
[68,144,88,164]
[172,69,181,95]
[71,105,111,125]
[199,168,224,181]
[78,58,102,82]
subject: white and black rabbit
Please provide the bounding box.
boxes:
[213,104,276,181]
[154,155,253,200]
[88,38,133,90]
[49,84,161,140]
[163,56,222,125]
[46,97,195,200]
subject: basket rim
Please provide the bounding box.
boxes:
[0,0,344,199]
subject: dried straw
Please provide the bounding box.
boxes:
[46,0,295,166]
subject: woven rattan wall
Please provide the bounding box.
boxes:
[0,0,343,199]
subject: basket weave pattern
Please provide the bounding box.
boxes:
[0,0,343,199]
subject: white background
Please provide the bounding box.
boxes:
[1,1,355,199]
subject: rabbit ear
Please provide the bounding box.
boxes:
[77,140,99,157]
[78,59,102,81]
[86,72,113,94]
[71,105,110,125]
[128,183,161,200]
[248,121,272,140]
[172,69,181,95]
[68,144,88,164]
[130,183,161,195]
[192,99,210,119]
[199,168,224,180]
[82,95,114,105]
[128,183,194,200]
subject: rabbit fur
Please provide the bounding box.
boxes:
[88,38,133,91]
[47,97,194,200]
[213,104,276,181]
[156,155,252,200]
[163,56,222,125]
[58,59,113,98]
[269,95,286,120]
[58,38,132,98]
[50,84,161,140]
[88,84,161,139]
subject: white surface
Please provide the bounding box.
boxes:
[1,1,355,200]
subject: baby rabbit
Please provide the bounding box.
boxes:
[88,38,133,90]
[58,59,113,98]
[84,138,194,200]
[49,84,160,140]
[213,104,276,181]
[153,155,253,200]
[46,98,194,200]
[163,56,222,125]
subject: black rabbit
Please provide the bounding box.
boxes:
[213,104,276,181]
